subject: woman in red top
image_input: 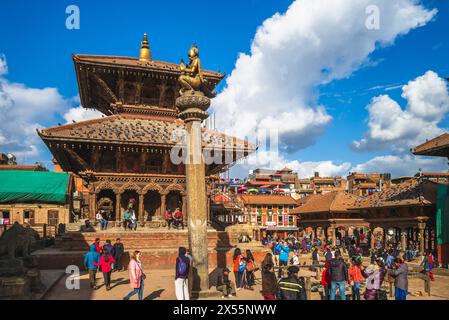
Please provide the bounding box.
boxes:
[321,261,331,300]
[95,248,116,290]
[232,248,244,290]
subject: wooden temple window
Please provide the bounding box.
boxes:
[124,82,136,105]
[163,89,175,108]
[0,210,10,225]
[124,153,142,173]
[145,155,163,173]
[100,150,116,172]
[48,210,59,226]
[141,82,159,106]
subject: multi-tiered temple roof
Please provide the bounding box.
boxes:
[38,34,255,176]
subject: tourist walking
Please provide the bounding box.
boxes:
[232,248,244,289]
[349,256,364,300]
[84,244,101,290]
[216,267,237,298]
[175,247,190,300]
[363,258,387,300]
[245,249,256,290]
[112,238,124,271]
[321,261,331,300]
[328,250,348,300]
[95,248,115,290]
[272,241,280,266]
[93,238,102,254]
[278,241,290,278]
[103,240,114,257]
[389,258,409,301]
[421,251,435,281]
[277,266,307,300]
[261,259,277,300]
[123,251,146,300]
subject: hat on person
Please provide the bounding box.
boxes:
[288,266,300,274]
[223,267,231,273]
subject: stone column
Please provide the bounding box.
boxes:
[116,193,121,222]
[182,194,187,225]
[176,92,211,297]
[401,229,407,251]
[418,221,426,255]
[88,192,96,220]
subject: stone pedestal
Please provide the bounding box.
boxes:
[176,92,211,295]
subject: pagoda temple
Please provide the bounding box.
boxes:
[38,33,255,226]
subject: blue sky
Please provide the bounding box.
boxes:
[0,0,448,178]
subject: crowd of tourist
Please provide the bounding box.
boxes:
[82,234,438,300]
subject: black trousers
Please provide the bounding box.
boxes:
[103,272,111,287]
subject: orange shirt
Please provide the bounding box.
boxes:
[349,265,364,283]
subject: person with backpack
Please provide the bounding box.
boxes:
[123,250,146,300]
[232,248,244,290]
[175,247,190,300]
[245,250,256,290]
[84,244,101,290]
[216,267,237,298]
[278,241,290,278]
[94,248,116,290]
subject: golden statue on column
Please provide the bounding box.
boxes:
[178,44,215,98]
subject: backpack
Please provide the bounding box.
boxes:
[246,261,255,272]
[177,257,188,276]
[238,259,247,273]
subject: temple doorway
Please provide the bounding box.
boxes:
[97,189,116,220]
[144,191,162,221]
[121,190,140,220]
[166,191,182,213]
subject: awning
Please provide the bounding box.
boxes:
[0,170,70,204]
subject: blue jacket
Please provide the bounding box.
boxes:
[279,245,290,262]
[84,244,100,270]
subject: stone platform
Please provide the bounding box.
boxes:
[32,228,270,270]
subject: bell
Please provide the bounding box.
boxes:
[139,33,152,62]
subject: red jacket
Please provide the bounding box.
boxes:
[321,267,331,285]
[93,242,102,254]
[94,255,116,273]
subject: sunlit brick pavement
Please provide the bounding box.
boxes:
[43,267,449,300]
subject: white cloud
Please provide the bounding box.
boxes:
[0,55,102,163]
[63,106,103,123]
[212,0,436,153]
[353,71,449,152]
[231,149,351,178]
[351,154,448,177]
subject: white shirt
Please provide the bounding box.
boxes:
[96,212,103,221]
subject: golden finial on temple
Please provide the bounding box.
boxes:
[139,33,152,62]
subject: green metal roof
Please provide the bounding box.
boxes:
[0,170,70,204]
